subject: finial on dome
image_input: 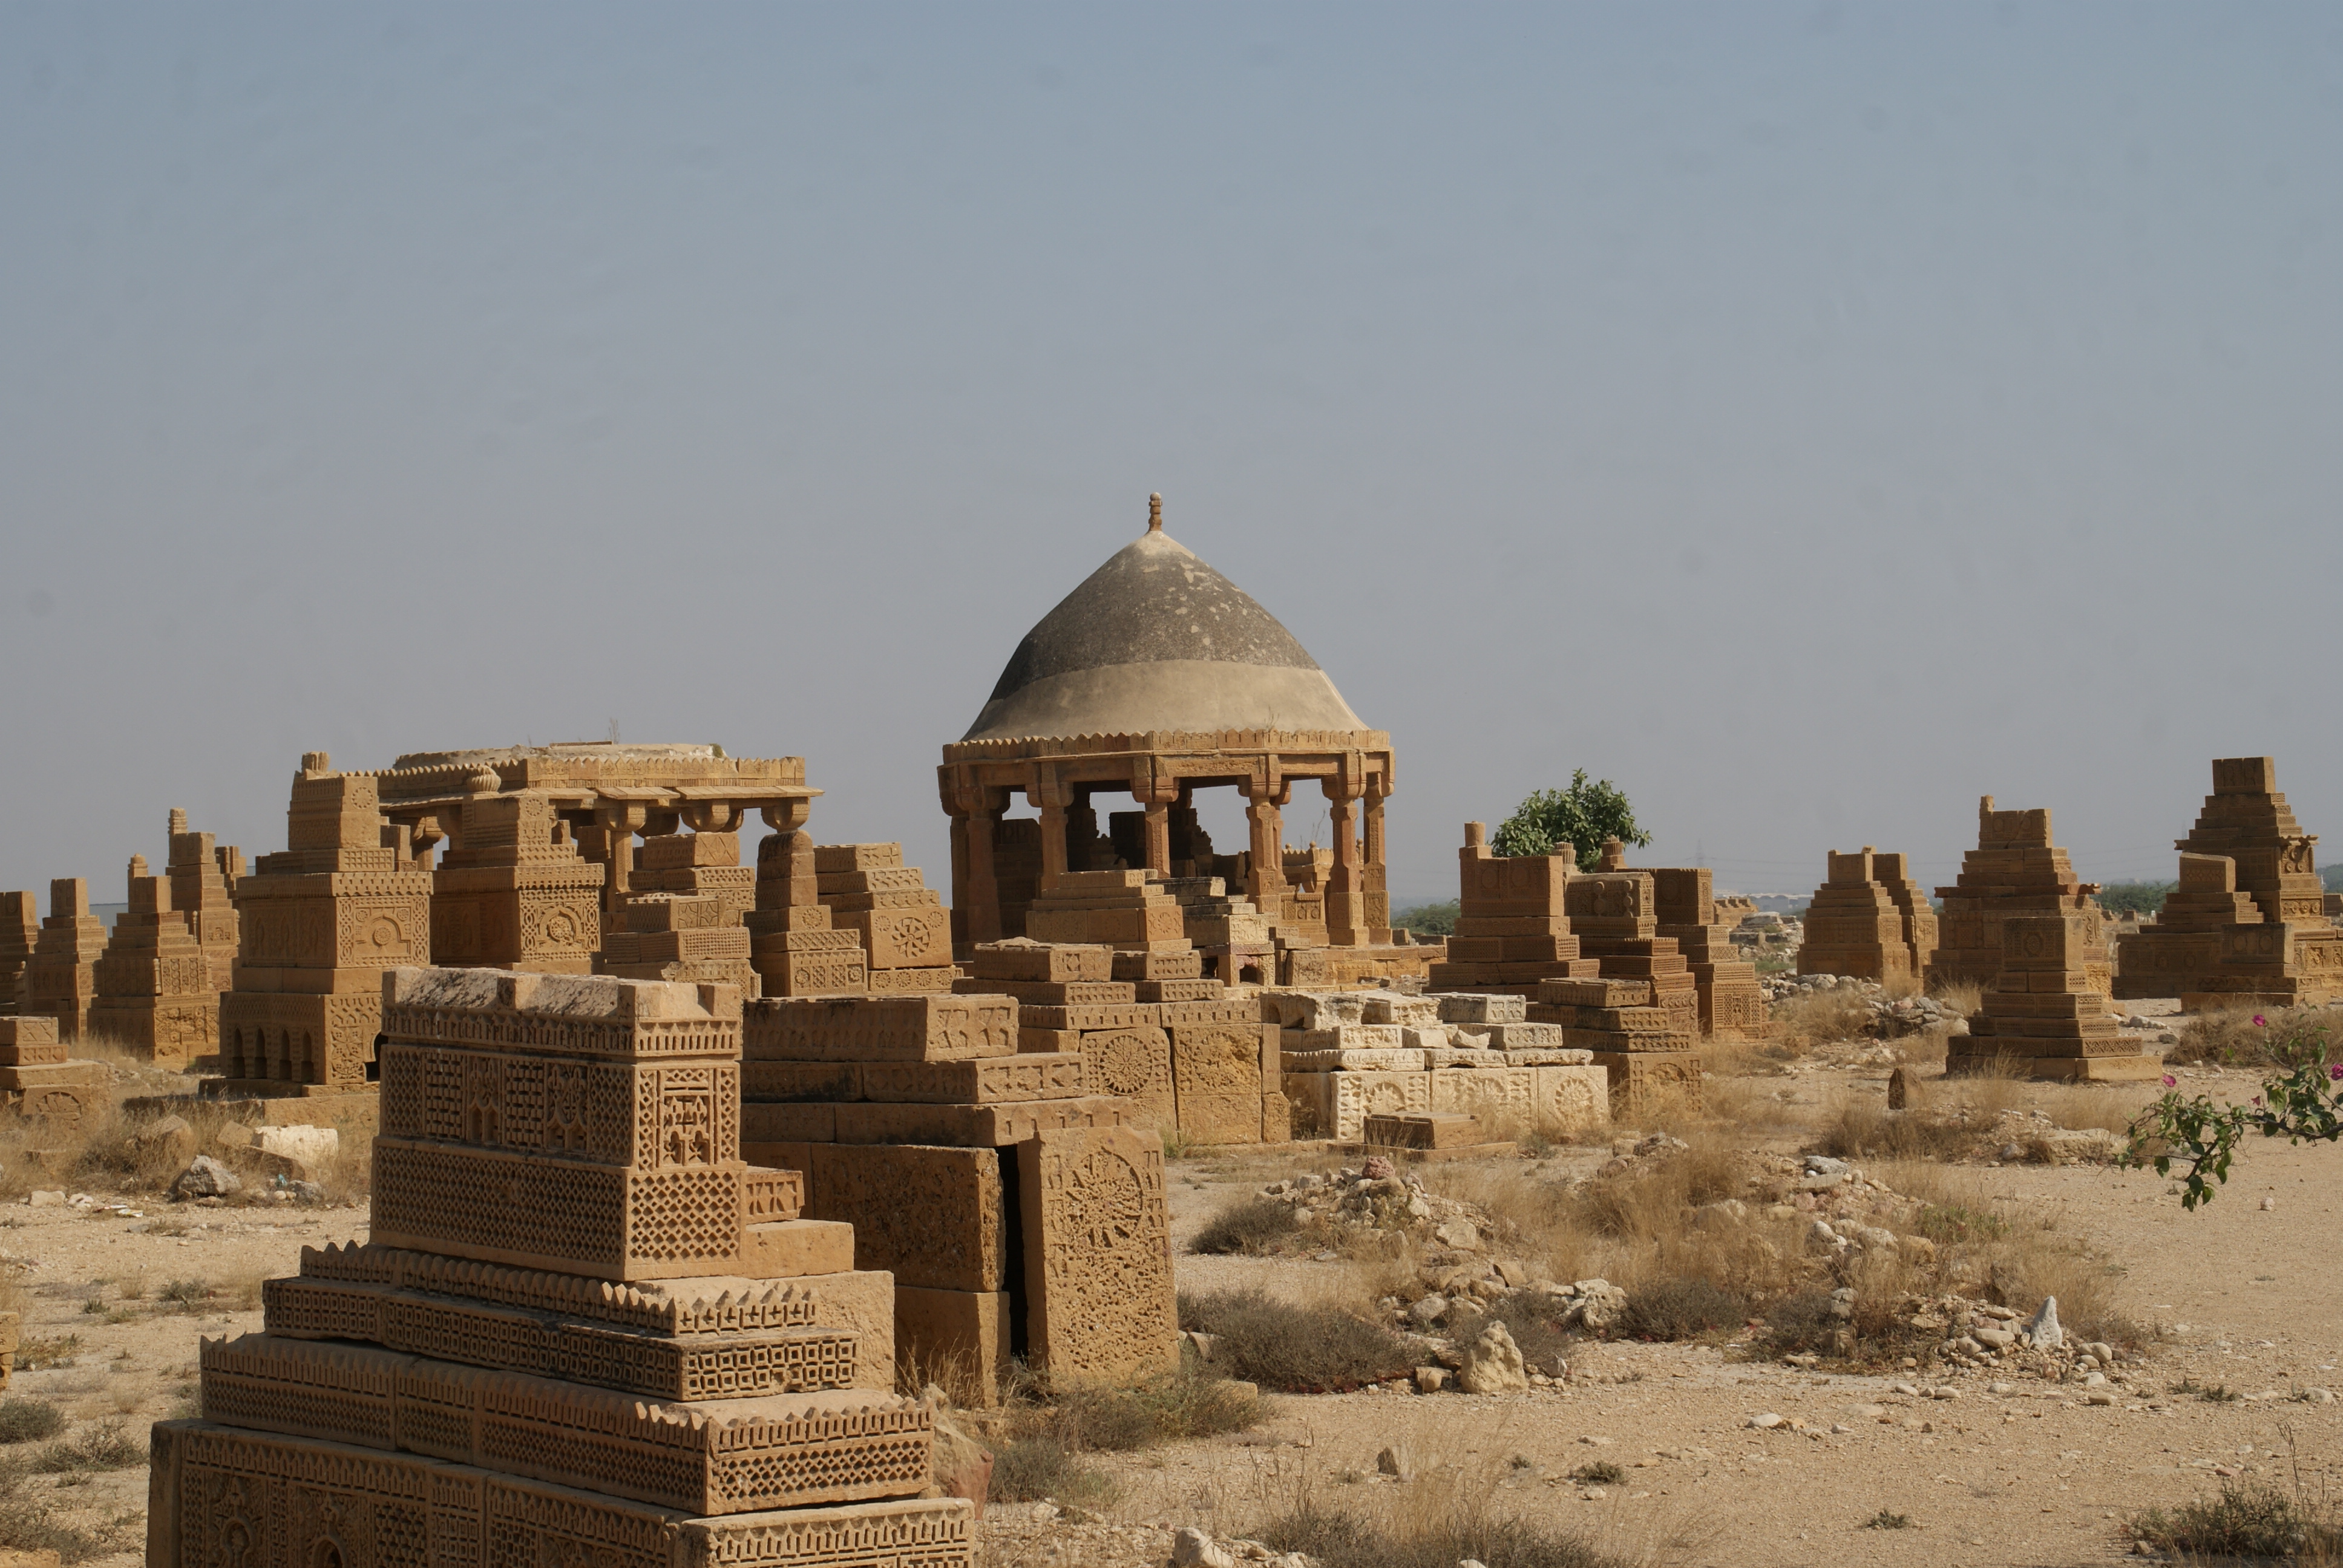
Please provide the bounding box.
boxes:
[1147,493,1162,534]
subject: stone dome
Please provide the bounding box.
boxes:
[960,498,1369,742]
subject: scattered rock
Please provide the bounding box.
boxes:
[1361,1155,1395,1181]
[1460,1321,1528,1395]
[1748,1413,1784,1429]
[922,1387,994,1519]
[1172,1527,1235,1568]
[1414,1366,1450,1394]
[1409,1295,1449,1327]
[26,1189,65,1207]
[1887,1067,1910,1109]
[1572,1280,1629,1333]
[2023,1296,2063,1351]
[131,1114,197,1165]
[1434,1218,1481,1251]
[172,1155,243,1199]
[1376,1444,1414,1480]
[255,1123,338,1174]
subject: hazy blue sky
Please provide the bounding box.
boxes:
[3,4,2338,911]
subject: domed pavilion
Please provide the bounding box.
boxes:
[939,495,1396,954]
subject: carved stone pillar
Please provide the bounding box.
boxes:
[591,801,650,916]
[1242,777,1291,919]
[1031,767,1069,890]
[1130,766,1179,877]
[963,795,1004,944]
[1323,780,1368,946]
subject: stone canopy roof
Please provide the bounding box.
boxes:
[960,500,1369,743]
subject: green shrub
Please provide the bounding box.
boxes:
[1481,1292,1575,1370]
[1620,1278,1746,1341]
[31,1423,145,1473]
[988,1437,1118,1508]
[1570,1460,1624,1485]
[0,1492,135,1564]
[2131,1481,2343,1558]
[157,1278,213,1312]
[1178,1289,1414,1393]
[1864,1510,1913,1530]
[0,1399,65,1444]
[1037,1366,1262,1451]
[1756,1292,1841,1357]
[1187,1196,1299,1256]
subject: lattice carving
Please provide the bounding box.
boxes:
[198,1336,929,1517]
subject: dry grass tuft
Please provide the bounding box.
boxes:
[2131,1477,2343,1560]
[1176,1289,1415,1393]
[1815,1093,1976,1162]
[1424,1133,1804,1304]
[1768,988,1877,1052]
[0,1489,138,1564]
[1188,1195,1301,1256]
[1928,978,1984,1017]
[0,1399,67,1445]
[987,1362,1264,1505]
[1253,1459,1628,1568]
[2163,1005,2337,1068]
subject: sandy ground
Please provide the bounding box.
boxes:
[6,1058,2338,1568]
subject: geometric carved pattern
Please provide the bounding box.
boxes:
[1016,1125,1179,1382]
[378,1050,744,1171]
[263,1276,859,1400]
[295,1245,825,1336]
[198,1336,931,1517]
[152,1424,974,1568]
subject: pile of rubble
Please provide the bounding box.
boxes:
[1760,971,1875,1002]
[1256,1156,1475,1243]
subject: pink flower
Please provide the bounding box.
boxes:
[2253,1096,2264,1106]
[2254,1014,2269,1027]
[2328,1064,2342,1082]
[2162,1074,2177,1088]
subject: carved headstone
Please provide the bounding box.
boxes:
[148,966,969,1568]
[1016,1123,1180,1380]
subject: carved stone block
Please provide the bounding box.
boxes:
[742,997,1017,1063]
[1168,1023,1265,1144]
[197,1334,931,1515]
[799,1145,1003,1293]
[893,1287,1011,1405]
[1016,1125,1179,1380]
[146,1422,975,1568]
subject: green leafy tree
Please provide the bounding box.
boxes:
[1391,900,1459,936]
[1490,770,1650,866]
[2123,1012,2343,1208]
[2099,880,2175,916]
